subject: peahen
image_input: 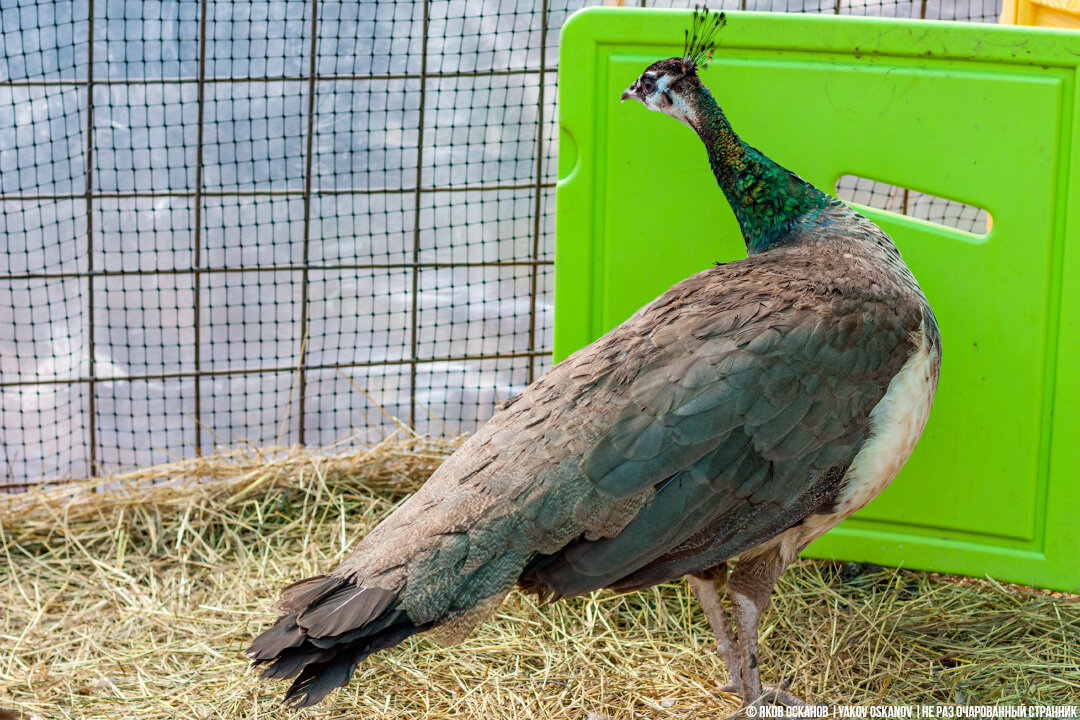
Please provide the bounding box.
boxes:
[249,8,940,709]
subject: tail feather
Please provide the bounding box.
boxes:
[306,609,407,649]
[295,584,397,638]
[258,646,337,680]
[248,576,429,707]
[283,646,367,709]
[248,575,348,662]
[282,621,427,708]
[279,575,345,613]
[247,614,306,661]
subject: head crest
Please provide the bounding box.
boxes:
[682,7,727,72]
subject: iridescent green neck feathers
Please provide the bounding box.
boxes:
[688,85,836,255]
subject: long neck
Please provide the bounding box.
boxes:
[687,85,835,254]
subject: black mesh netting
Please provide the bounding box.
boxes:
[0,0,1000,485]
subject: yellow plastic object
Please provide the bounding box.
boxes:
[1001,0,1080,29]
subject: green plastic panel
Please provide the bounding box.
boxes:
[554,8,1080,592]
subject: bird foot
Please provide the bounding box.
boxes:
[717,677,807,711]
[748,684,807,708]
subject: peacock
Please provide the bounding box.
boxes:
[248,8,940,709]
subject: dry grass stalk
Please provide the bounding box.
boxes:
[1,436,1077,719]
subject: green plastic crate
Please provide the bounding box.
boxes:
[554,8,1080,592]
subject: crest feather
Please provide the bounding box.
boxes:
[682,7,727,72]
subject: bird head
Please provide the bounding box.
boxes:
[621,8,726,129]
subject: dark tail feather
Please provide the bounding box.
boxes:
[248,575,346,661]
[248,575,429,707]
[258,646,337,681]
[279,575,346,613]
[283,621,430,708]
[248,614,307,660]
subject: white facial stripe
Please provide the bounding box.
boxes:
[641,73,697,129]
[668,91,698,129]
[635,71,699,130]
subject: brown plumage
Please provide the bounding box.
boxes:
[249,10,940,709]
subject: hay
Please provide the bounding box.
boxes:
[1,436,1077,719]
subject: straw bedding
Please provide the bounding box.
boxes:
[1,436,1077,718]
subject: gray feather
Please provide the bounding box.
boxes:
[296,585,397,638]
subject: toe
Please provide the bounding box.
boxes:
[761,685,807,707]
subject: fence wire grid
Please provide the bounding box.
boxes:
[0,0,1001,486]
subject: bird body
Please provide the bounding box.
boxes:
[250,10,940,708]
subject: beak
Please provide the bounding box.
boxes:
[621,82,638,103]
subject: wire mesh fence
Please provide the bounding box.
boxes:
[0,0,1001,486]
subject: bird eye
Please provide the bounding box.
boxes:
[641,77,656,94]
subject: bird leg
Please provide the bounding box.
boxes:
[726,549,806,709]
[687,565,743,694]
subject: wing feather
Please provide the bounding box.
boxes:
[527,279,922,597]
